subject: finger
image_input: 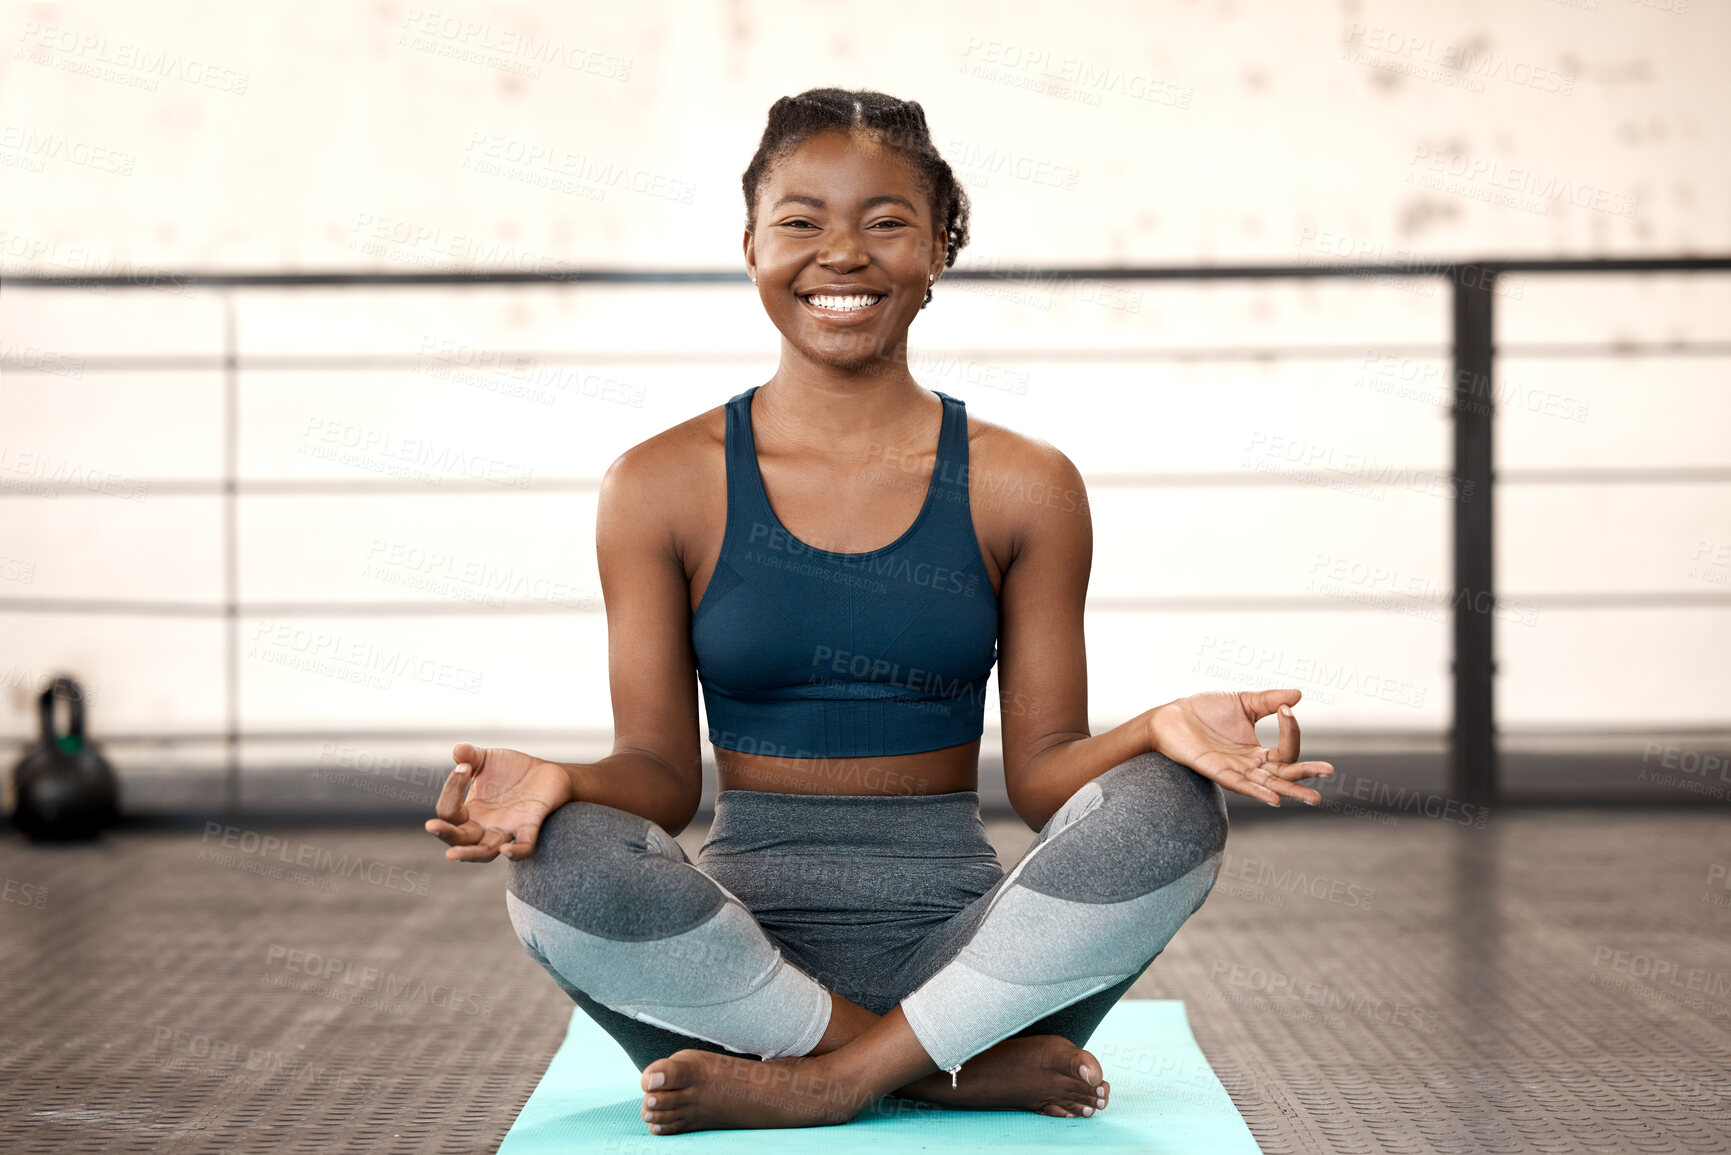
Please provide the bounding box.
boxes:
[500,821,542,861]
[1210,765,1283,807]
[1261,759,1336,782]
[424,816,488,849]
[1276,702,1301,764]
[433,763,474,824]
[445,828,506,862]
[1248,764,1322,806]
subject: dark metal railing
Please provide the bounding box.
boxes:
[6,255,1731,811]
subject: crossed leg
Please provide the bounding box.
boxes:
[505,750,1227,1134]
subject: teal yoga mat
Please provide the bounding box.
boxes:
[498,1000,1261,1153]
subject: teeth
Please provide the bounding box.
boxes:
[807,294,882,312]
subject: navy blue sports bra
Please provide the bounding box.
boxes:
[690,386,1000,759]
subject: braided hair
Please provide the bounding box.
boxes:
[742,87,971,308]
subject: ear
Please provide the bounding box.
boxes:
[929,224,948,281]
[743,229,756,283]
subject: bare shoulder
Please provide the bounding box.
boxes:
[597,403,728,557]
[962,409,1091,527]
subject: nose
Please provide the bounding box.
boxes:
[817,222,869,273]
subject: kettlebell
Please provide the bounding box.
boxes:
[9,675,119,841]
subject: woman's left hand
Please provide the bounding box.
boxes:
[1147,688,1335,806]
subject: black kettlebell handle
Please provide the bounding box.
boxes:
[38,676,87,747]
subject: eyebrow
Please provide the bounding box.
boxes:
[770,193,921,214]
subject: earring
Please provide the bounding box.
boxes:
[752,276,757,285]
[928,273,935,283]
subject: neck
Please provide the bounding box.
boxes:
[757,341,933,449]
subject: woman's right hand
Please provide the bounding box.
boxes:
[424,743,574,862]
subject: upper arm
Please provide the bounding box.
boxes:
[593,440,705,810]
[994,441,1094,820]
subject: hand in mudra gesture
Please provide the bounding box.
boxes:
[424,743,574,862]
[1148,689,1335,806]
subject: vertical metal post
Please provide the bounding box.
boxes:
[222,289,241,815]
[1451,265,1497,804]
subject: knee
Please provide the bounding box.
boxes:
[505,802,721,940]
[1022,751,1227,904]
[1108,750,1229,868]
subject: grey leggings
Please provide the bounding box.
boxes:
[504,750,1227,1073]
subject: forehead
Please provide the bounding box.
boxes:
[759,130,931,215]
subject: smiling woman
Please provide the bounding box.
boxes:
[426,85,1334,1138]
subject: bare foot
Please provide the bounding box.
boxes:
[895,1034,1110,1118]
[639,1049,868,1135]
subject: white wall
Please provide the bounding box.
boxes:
[1,0,1727,795]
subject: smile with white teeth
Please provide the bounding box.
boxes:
[803,293,884,313]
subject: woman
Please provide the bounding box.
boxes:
[425,87,1333,1136]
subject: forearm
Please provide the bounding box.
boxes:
[556,747,702,834]
[1008,706,1162,829]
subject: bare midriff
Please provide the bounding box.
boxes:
[715,740,982,797]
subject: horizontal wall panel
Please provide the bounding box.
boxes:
[3,493,223,602]
[1495,357,1731,470]
[0,369,223,481]
[240,492,601,605]
[1082,610,1447,732]
[237,613,612,731]
[1499,483,1731,596]
[1497,608,1731,728]
[1089,486,1448,601]
[1499,274,1731,346]
[0,285,226,356]
[0,614,225,736]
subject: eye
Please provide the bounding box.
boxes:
[869,219,908,230]
[779,217,817,229]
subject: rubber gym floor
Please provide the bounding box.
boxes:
[2,808,1728,1153]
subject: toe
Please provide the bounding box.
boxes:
[1042,1102,1078,1118]
[641,1050,704,1093]
[1072,1047,1103,1086]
